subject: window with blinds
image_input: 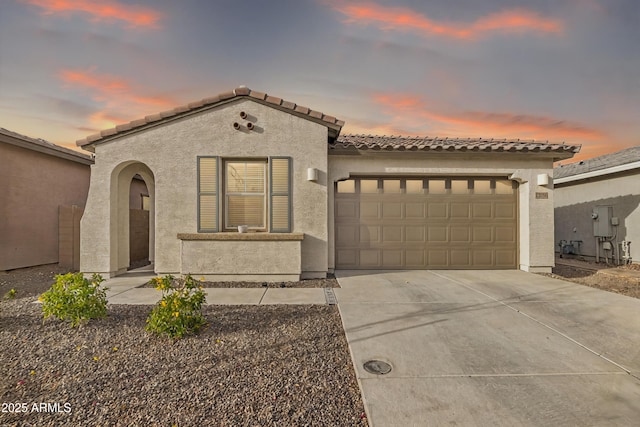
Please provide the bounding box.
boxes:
[198,157,292,232]
[225,161,267,229]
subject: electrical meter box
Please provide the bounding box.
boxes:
[593,206,613,237]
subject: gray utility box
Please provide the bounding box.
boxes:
[593,205,613,237]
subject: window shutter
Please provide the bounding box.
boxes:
[198,156,218,232]
[269,157,292,232]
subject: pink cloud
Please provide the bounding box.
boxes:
[329,2,563,40]
[22,0,162,28]
[373,92,606,141]
[59,68,175,129]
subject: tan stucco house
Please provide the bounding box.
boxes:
[554,146,640,264]
[76,87,580,280]
[0,128,93,271]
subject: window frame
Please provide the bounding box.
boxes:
[223,159,268,231]
[197,156,292,233]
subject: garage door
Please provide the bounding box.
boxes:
[335,177,517,269]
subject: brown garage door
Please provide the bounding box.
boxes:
[335,177,517,269]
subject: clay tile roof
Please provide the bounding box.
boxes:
[0,127,93,164]
[332,134,580,159]
[77,86,343,149]
[554,145,640,179]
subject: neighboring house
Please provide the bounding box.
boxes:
[554,146,640,264]
[0,128,93,271]
[76,87,580,280]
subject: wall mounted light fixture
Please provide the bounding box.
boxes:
[307,168,318,182]
[536,173,549,186]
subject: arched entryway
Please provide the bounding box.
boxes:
[111,161,155,275]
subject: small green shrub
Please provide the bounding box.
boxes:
[40,273,107,327]
[4,288,17,299]
[146,274,207,339]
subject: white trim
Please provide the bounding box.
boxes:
[554,161,640,184]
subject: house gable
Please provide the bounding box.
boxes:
[77,87,344,152]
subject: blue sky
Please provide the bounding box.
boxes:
[1,0,638,161]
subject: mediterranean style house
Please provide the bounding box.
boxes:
[76,87,580,280]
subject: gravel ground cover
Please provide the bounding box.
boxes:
[0,264,70,299]
[140,276,341,289]
[543,262,640,299]
[0,299,366,426]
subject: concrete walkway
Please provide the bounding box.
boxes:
[335,270,640,426]
[103,273,328,305]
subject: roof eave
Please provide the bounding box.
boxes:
[329,146,580,159]
[77,90,344,149]
[554,160,640,184]
[1,131,94,164]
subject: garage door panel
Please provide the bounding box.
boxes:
[336,177,517,269]
[428,203,448,218]
[405,203,425,218]
[495,226,516,243]
[382,226,403,242]
[382,250,403,267]
[406,226,425,242]
[495,203,516,219]
[336,200,357,218]
[382,202,403,219]
[405,250,425,266]
[360,250,380,266]
[360,225,379,243]
[450,250,470,267]
[450,203,470,218]
[360,202,380,218]
[450,227,470,242]
[495,250,517,267]
[473,227,493,242]
[428,226,447,242]
[337,249,357,266]
[427,250,448,267]
[472,203,492,218]
[473,250,494,267]
[337,225,358,245]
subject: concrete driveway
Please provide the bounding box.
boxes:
[335,270,640,426]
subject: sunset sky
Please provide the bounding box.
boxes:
[1,0,638,162]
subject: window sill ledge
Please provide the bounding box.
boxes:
[177,232,304,241]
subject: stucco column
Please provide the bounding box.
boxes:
[511,169,554,273]
[79,163,116,276]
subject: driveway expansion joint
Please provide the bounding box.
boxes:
[257,288,268,305]
[429,271,636,378]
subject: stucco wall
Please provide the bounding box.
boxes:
[554,171,640,262]
[328,153,555,272]
[0,142,90,270]
[80,99,328,277]
[181,240,301,281]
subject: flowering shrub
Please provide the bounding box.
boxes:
[40,273,107,327]
[146,274,206,339]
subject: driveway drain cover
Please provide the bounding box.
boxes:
[363,360,392,375]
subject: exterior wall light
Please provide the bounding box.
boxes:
[307,168,318,182]
[537,173,549,186]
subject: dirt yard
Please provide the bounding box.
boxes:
[545,259,640,299]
